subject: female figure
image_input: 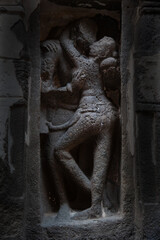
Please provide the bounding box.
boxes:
[46,28,118,220]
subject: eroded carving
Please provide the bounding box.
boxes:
[41,18,120,221]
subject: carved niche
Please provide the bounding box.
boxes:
[40,16,121,222]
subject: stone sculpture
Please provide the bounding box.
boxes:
[41,19,119,220]
[41,38,75,220]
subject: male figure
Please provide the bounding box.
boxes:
[41,19,99,220]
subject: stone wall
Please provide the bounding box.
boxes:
[0,0,160,239]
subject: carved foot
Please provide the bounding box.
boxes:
[55,204,71,222]
[71,205,102,220]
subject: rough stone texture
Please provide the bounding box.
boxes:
[24,4,42,240]
[134,1,160,239]
[0,2,27,240]
[121,0,138,218]
[41,18,120,222]
[42,217,134,240]
[0,0,160,239]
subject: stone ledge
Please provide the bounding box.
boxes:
[48,0,121,10]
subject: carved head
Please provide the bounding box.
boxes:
[89,36,116,61]
[41,40,61,83]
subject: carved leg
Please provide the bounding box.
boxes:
[55,149,91,193]
[54,118,94,194]
[50,158,70,220]
[72,128,113,220]
[91,129,112,216]
[48,133,70,221]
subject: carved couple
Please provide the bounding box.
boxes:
[41,19,118,220]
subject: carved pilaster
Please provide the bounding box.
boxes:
[134,0,160,105]
[0,1,28,240]
[139,0,160,15]
[134,0,160,238]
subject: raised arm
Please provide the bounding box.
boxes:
[60,28,84,67]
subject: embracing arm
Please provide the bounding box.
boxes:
[69,70,86,92]
[41,69,86,94]
[41,82,71,94]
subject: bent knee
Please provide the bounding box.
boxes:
[54,146,68,159]
[54,146,62,159]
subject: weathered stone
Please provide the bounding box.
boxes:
[0,9,24,59]
[0,60,23,97]
[0,0,160,239]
